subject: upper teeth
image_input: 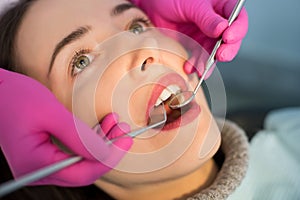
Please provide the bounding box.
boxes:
[155,85,181,106]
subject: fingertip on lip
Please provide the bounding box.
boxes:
[117,122,131,133]
[183,60,196,74]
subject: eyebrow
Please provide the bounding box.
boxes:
[48,26,91,75]
[111,3,138,16]
[48,3,138,76]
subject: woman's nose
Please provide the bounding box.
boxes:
[131,37,162,72]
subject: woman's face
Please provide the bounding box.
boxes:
[15,0,221,187]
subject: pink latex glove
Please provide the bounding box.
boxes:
[0,69,133,186]
[131,0,248,78]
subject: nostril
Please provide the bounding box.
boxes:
[141,60,147,71]
[141,57,154,71]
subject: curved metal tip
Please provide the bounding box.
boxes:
[168,93,194,110]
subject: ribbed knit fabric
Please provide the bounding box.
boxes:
[187,120,249,200]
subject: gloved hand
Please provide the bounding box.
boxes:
[131,0,248,77]
[0,68,133,186]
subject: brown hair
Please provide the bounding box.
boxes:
[0,0,35,72]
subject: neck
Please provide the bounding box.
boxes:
[94,159,218,200]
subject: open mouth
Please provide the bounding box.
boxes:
[149,86,191,124]
[146,73,200,131]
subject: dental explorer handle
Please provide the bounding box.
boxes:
[0,156,82,198]
[192,0,246,96]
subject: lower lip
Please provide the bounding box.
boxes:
[160,101,201,131]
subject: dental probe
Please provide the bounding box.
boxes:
[109,104,167,143]
[0,156,82,198]
[168,0,246,109]
[0,106,166,198]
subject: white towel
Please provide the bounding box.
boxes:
[229,107,300,200]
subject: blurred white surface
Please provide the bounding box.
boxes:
[229,107,300,200]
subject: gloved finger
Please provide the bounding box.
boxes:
[106,122,131,140]
[43,108,112,161]
[183,56,215,79]
[195,63,216,80]
[84,136,133,178]
[216,40,242,62]
[183,45,210,77]
[213,0,234,18]
[93,113,119,138]
[110,134,133,152]
[183,57,197,75]
[100,112,119,134]
[187,0,228,38]
[222,8,248,44]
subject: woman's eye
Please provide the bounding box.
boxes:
[128,18,151,35]
[72,54,91,75]
[129,23,145,35]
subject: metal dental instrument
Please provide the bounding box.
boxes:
[0,156,83,198]
[168,0,246,110]
[109,104,167,143]
[0,105,166,198]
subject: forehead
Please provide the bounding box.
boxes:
[23,0,125,34]
[15,0,128,77]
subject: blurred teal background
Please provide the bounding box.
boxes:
[218,0,300,113]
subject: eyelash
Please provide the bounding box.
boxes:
[70,48,91,76]
[127,16,152,33]
[131,16,151,25]
[69,17,152,76]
